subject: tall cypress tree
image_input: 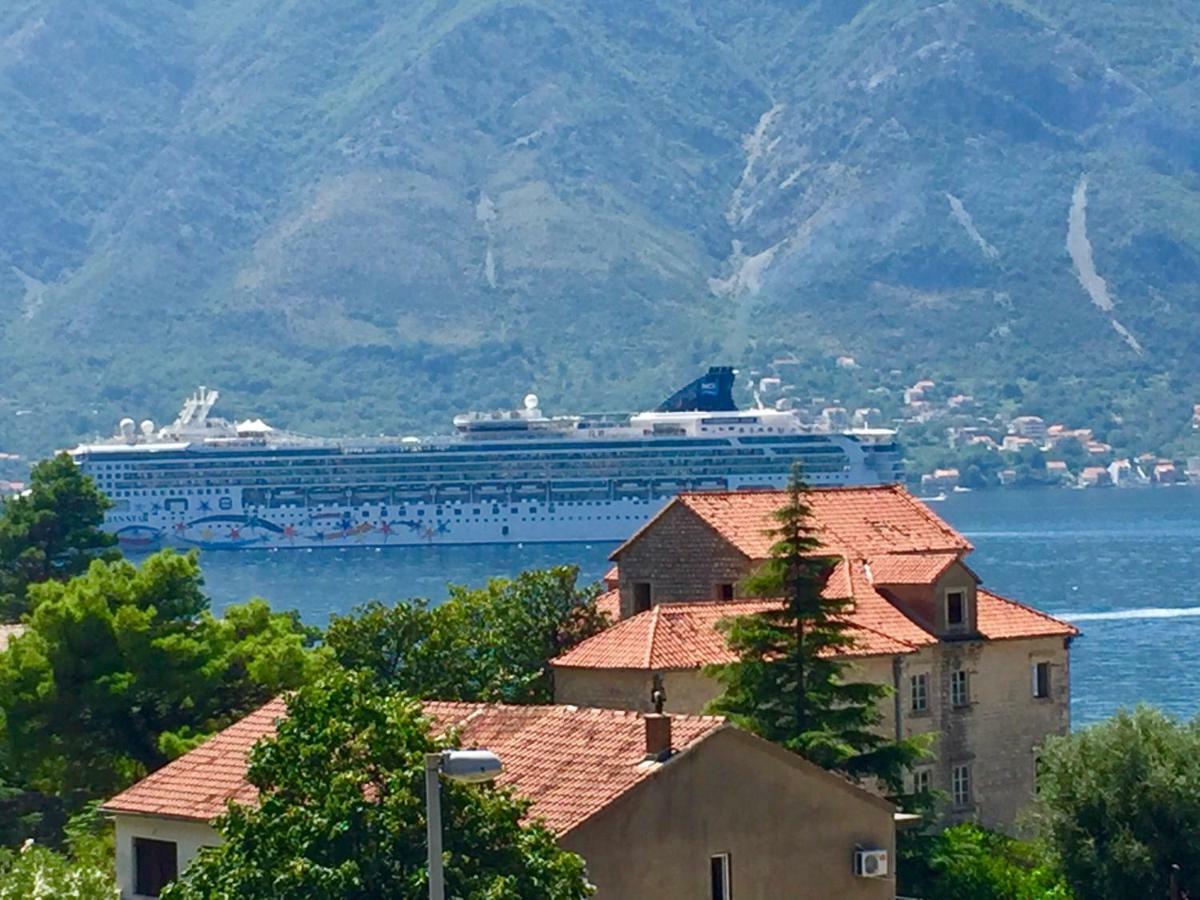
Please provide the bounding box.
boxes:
[706,465,925,794]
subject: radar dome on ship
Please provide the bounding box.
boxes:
[140,420,155,436]
[119,418,136,439]
[524,394,539,411]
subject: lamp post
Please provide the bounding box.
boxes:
[425,749,503,900]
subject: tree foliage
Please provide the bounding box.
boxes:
[0,807,117,899]
[164,669,593,899]
[0,454,117,621]
[1034,705,1200,900]
[0,550,322,816]
[706,467,925,793]
[899,824,1069,900]
[326,566,608,704]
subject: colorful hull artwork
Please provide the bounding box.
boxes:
[118,513,464,550]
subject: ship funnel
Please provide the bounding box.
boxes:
[656,366,738,413]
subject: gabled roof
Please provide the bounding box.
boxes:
[102,699,724,836]
[552,597,924,671]
[422,703,722,834]
[612,485,972,562]
[101,697,286,823]
[555,560,1079,673]
[556,556,937,672]
[867,552,963,586]
[976,590,1080,641]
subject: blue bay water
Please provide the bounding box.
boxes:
[194,488,1200,727]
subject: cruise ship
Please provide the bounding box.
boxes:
[69,368,902,550]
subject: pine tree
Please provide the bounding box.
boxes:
[706,465,925,794]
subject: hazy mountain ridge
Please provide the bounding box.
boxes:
[2,0,1200,455]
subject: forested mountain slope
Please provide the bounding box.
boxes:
[2,0,1199,454]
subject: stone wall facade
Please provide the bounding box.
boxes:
[615,504,752,617]
[556,636,1070,831]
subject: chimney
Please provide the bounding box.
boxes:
[643,713,672,762]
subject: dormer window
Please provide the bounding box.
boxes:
[946,590,965,628]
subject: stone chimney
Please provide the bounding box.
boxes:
[643,713,672,762]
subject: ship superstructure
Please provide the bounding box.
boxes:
[69,368,903,549]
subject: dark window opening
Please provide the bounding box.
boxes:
[947,591,965,626]
[633,582,652,614]
[710,853,731,900]
[716,583,735,601]
[134,837,178,897]
[1033,661,1051,699]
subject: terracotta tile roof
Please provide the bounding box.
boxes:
[594,587,621,622]
[422,703,723,834]
[555,558,935,672]
[867,552,961,585]
[0,624,25,653]
[553,597,923,670]
[615,485,971,562]
[976,590,1079,641]
[602,565,619,589]
[102,697,286,822]
[826,557,938,648]
[103,699,724,837]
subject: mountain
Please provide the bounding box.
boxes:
[2,0,1200,457]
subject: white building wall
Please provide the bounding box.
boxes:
[113,814,221,899]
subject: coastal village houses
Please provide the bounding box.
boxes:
[552,485,1078,831]
[104,699,898,899]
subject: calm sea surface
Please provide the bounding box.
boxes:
[193,487,1200,727]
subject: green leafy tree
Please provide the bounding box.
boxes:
[164,670,593,899]
[0,806,117,898]
[706,467,925,793]
[1034,706,1200,900]
[0,550,322,816]
[327,566,608,704]
[899,824,1069,899]
[0,454,118,621]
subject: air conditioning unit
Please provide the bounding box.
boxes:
[854,848,889,878]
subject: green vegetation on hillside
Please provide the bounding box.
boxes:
[3,1,1200,459]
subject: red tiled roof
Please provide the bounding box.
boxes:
[553,597,923,671]
[103,700,724,836]
[602,565,619,589]
[556,557,936,672]
[422,703,722,834]
[102,698,286,822]
[867,552,961,585]
[976,590,1079,641]
[594,587,621,622]
[615,485,971,562]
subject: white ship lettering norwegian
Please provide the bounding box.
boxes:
[68,368,903,550]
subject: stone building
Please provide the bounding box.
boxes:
[553,486,1078,831]
[103,698,898,899]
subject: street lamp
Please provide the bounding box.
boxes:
[425,749,503,900]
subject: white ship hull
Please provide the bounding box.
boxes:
[100,472,874,551]
[73,371,903,552]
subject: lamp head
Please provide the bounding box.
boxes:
[440,749,502,784]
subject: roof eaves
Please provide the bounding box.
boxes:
[99,806,218,825]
